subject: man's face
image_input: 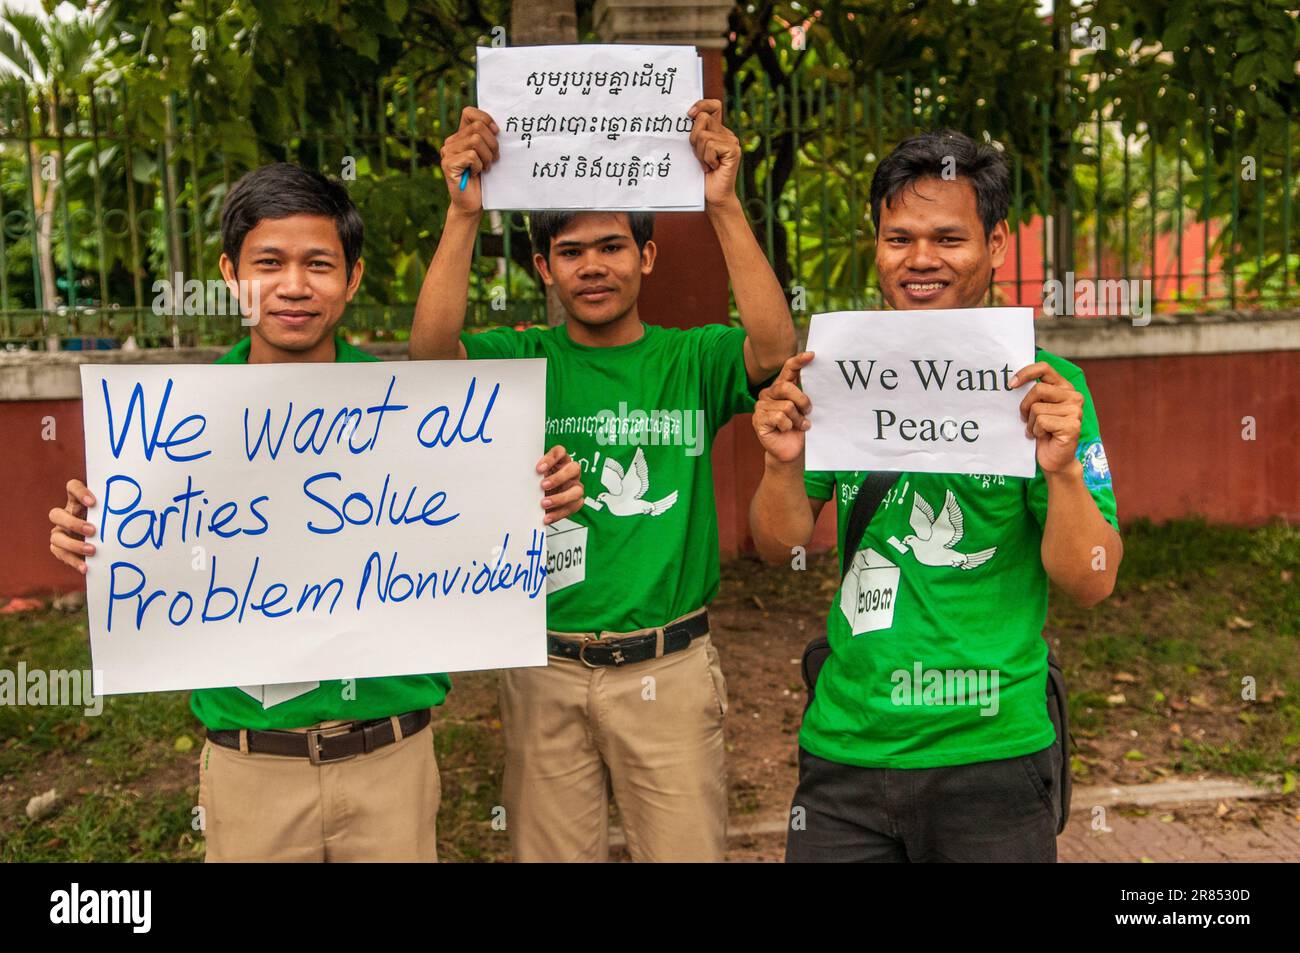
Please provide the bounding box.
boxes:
[874,176,1008,311]
[219,214,362,354]
[533,212,655,328]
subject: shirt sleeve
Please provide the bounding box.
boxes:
[1026,360,1119,532]
[694,324,758,433]
[804,470,836,502]
[460,327,529,360]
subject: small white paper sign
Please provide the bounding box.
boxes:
[544,517,587,593]
[79,359,550,695]
[839,547,900,636]
[476,44,705,211]
[803,308,1036,478]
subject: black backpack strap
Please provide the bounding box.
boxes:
[803,471,902,702]
[840,471,901,581]
[1045,647,1073,834]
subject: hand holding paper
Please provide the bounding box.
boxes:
[440,107,501,214]
[688,98,742,208]
[753,351,815,464]
[1011,360,1085,473]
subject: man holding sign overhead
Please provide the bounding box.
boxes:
[749,131,1122,862]
[411,43,795,862]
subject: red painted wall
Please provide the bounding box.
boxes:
[998,218,1224,310]
[6,398,87,596]
[1076,351,1300,525]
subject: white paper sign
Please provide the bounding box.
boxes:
[476,44,705,211]
[79,359,550,695]
[803,309,1037,477]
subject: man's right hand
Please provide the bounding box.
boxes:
[440,107,500,215]
[753,351,815,464]
[49,478,97,575]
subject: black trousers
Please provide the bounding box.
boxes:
[785,744,1060,862]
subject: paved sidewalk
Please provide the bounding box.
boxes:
[1060,780,1299,862]
[1059,808,1300,862]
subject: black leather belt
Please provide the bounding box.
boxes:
[206,708,431,764]
[548,611,710,668]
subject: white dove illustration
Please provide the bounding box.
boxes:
[901,489,996,570]
[596,447,678,516]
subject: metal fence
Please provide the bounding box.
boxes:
[732,68,1297,316]
[1,66,1296,349]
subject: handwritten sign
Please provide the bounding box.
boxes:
[476,44,704,211]
[79,359,549,695]
[803,309,1037,477]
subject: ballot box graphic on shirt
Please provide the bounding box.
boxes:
[545,517,588,593]
[840,548,901,636]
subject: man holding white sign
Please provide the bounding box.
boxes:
[412,46,795,861]
[47,163,585,862]
[749,131,1122,862]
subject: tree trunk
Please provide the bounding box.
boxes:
[30,142,58,315]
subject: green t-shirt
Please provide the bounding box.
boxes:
[187,335,452,730]
[802,348,1117,769]
[462,321,755,632]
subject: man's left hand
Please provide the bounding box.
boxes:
[536,444,584,524]
[1011,362,1085,474]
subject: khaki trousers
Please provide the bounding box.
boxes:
[198,719,440,862]
[499,629,729,862]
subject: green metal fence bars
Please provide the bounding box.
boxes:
[1,67,1296,348]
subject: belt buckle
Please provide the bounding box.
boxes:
[305,724,358,765]
[578,634,628,668]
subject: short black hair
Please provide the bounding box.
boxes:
[528,210,655,260]
[870,130,1010,238]
[221,163,364,279]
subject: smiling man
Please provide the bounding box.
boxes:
[749,131,1123,863]
[411,101,795,861]
[47,163,584,861]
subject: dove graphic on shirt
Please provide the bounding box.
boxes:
[595,447,679,516]
[899,489,996,570]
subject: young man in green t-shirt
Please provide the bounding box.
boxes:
[411,102,796,860]
[750,131,1123,862]
[46,163,584,861]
